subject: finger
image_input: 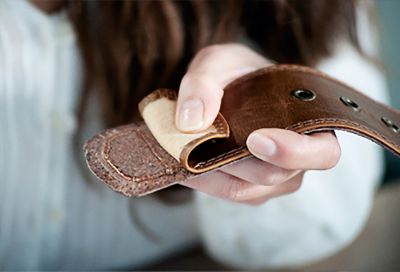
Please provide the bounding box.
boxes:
[180,170,303,204]
[176,73,225,132]
[245,178,302,205]
[219,157,301,186]
[242,172,304,205]
[246,172,304,205]
[176,44,269,132]
[246,129,341,170]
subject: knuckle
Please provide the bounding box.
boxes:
[222,177,250,202]
[220,176,241,200]
[179,73,210,94]
[278,142,304,170]
[179,73,192,89]
[180,73,198,88]
[260,169,284,186]
[179,72,223,104]
[261,174,275,186]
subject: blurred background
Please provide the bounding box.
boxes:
[379,0,400,182]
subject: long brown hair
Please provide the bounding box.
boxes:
[67,0,361,130]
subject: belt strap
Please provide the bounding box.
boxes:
[84,65,400,197]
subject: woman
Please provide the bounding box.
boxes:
[0,0,388,269]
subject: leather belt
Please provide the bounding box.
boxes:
[83,65,400,197]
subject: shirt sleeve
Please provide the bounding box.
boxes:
[194,4,389,269]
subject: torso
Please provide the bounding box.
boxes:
[0,0,197,269]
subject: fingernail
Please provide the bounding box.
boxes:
[177,99,204,131]
[246,132,277,158]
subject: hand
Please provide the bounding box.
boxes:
[176,43,341,205]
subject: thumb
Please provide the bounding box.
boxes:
[175,44,269,132]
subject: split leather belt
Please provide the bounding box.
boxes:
[83,65,400,197]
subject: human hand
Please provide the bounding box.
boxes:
[176,43,341,205]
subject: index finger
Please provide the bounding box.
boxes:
[175,44,269,132]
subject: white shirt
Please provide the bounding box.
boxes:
[0,0,388,270]
[0,0,197,270]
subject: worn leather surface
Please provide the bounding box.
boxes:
[139,89,230,172]
[84,64,400,197]
[84,123,193,196]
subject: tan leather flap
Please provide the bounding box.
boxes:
[139,89,243,173]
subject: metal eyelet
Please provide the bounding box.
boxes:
[381,117,399,133]
[291,89,316,101]
[340,96,361,112]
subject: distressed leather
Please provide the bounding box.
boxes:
[139,89,230,173]
[83,65,400,197]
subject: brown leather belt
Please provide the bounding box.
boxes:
[83,65,400,197]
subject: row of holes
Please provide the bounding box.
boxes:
[291,89,400,133]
